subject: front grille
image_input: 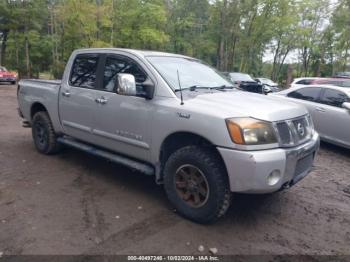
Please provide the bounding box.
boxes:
[292,117,310,143]
[275,115,313,147]
[276,122,293,145]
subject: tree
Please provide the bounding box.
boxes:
[0,0,346,85]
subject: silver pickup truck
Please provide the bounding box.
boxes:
[17,48,320,223]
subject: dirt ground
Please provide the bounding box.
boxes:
[0,84,350,256]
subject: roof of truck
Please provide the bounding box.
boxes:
[75,48,195,60]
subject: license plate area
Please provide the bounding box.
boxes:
[294,153,314,177]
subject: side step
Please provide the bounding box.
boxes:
[57,137,155,176]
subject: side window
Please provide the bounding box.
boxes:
[287,87,321,102]
[69,55,99,88]
[103,56,147,92]
[320,89,349,108]
[296,79,312,85]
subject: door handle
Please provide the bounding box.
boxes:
[99,97,108,104]
[316,107,326,113]
[62,91,71,97]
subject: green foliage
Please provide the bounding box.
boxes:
[0,0,348,82]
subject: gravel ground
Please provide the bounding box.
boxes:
[0,84,350,256]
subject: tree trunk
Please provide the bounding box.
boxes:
[96,0,101,41]
[25,35,30,78]
[110,0,115,46]
[49,4,56,68]
[0,30,9,65]
[15,31,19,72]
[227,36,237,70]
[286,64,293,88]
[217,0,227,71]
[271,38,281,81]
[276,47,291,81]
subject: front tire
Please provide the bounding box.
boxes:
[11,81,16,85]
[163,146,231,223]
[32,111,61,154]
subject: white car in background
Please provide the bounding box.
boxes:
[290,77,321,88]
[271,85,350,149]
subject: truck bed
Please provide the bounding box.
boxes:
[18,79,63,133]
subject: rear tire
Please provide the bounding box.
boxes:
[32,111,61,154]
[163,146,231,223]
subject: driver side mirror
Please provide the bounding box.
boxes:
[342,102,350,110]
[117,73,137,96]
[116,73,155,100]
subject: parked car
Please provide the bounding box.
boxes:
[226,72,265,94]
[0,66,17,85]
[255,78,280,93]
[290,77,321,88]
[270,85,350,149]
[17,48,319,223]
[334,72,350,78]
[312,78,350,88]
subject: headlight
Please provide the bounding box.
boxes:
[226,117,278,145]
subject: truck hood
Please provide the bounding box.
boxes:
[187,90,308,122]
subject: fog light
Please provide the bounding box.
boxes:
[267,170,281,186]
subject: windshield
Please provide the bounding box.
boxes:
[229,73,254,82]
[0,67,7,72]
[146,56,232,90]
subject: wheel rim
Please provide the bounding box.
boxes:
[34,121,47,148]
[174,164,210,208]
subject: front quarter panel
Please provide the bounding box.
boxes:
[150,97,234,164]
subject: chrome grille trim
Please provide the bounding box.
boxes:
[273,115,313,148]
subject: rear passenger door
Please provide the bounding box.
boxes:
[316,88,350,146]
[59,54,102,144]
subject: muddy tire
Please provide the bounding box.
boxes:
[32,111,61,154]
[163,146,231,223]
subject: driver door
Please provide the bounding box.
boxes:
[92,54,154,162]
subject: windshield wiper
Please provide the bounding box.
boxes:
[175,85,234,92]
[174,85,207,92]
[211,85,235,90]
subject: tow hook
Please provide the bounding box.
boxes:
[280,181,292,191]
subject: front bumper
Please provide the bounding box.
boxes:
[218,132,320,194]
[0,77,16,82]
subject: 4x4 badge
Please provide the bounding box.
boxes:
[177,112,191,119]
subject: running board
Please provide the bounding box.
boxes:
[57,137,155,176]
